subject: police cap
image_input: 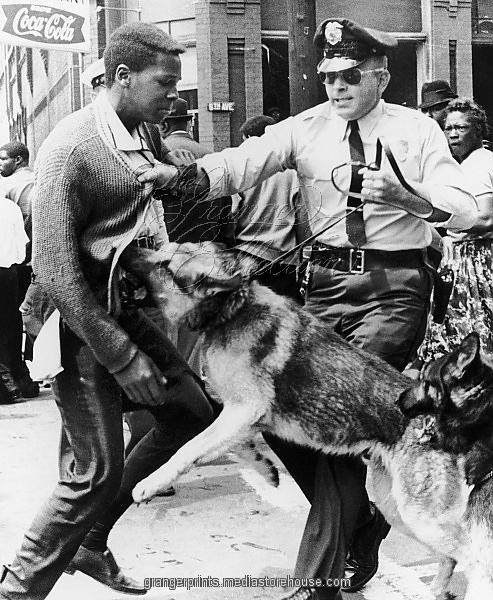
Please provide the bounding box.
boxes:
[314,18,398,73]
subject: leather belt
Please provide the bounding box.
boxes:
[306,244,425,274]
[130,235,156,250]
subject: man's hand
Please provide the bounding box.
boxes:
[137,163,178,188]
[113,350,167,406]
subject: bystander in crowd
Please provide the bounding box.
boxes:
[0,194,29,403]
[420,97,493,360]
[0,141,38,398]
[419,80,457,126]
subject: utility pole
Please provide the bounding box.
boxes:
[287,0,319,115]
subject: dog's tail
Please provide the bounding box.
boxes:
[234,439,280,487]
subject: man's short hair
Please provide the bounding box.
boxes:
[104,22,185,87]
[239,115,276,138]
[0,140,29,163]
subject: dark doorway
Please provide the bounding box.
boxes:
[262,38,290,119]
[473,45,493,139]
[384,41,418,107]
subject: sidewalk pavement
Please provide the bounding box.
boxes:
[0,391,467,600]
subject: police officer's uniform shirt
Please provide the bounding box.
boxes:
[199,99,477,251]
[95,90,168,243]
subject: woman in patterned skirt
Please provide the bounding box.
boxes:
[420,98,493,360]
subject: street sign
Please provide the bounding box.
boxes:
[207,101,236,112]
[0,0,91,53]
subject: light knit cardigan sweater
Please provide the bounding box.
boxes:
[33,102,162,374]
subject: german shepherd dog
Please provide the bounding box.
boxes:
[121,242,493,600]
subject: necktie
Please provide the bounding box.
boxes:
[346,120,367,247]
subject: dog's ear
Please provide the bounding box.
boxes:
[440,332,481,387]
[397,385,434,418]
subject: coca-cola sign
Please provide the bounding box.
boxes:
[0,1,90,52]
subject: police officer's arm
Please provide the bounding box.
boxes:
[138,118,294,197]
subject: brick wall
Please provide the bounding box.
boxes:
[429,0,473,97]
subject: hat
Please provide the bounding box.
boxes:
[81,58,105,89]
[419,80,457,110]
[164,98,192,121]
[314,18,398,73]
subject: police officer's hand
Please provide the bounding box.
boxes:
[360,167,434,218]
[137,163,178,188]
[113,349,167,406]
[360,167,403,205]
[165,149,196,167]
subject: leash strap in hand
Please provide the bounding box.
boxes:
[377,137,434,218]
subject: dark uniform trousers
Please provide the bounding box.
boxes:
[0,308,215,600]
[264,262,433,598]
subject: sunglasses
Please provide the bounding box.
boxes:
[318,67,385,86]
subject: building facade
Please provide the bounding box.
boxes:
[0,0,492,157]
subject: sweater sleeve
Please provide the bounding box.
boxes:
[33,144,138,374]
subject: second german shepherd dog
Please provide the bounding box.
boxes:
[122,242,493,600]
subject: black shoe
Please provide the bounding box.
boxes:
[344,507,391,593]
[0,374,21,403]
[65,547,147,595]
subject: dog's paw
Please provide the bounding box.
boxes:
[132,478,162,504]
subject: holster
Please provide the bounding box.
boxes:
[431,266,455,324]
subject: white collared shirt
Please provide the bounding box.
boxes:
[94,91,166,240]
[0,197,28,267]
[199,100,477,250]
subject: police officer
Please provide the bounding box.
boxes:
[139,18,477,600]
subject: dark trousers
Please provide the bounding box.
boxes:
[0,308,215,600]
[266,264,432,596]
[0,267,21,378]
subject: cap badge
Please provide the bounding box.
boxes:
[325,21,343,45]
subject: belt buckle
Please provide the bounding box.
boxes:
[349,249,365,274]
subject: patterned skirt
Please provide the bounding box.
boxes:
[419,237,493,361]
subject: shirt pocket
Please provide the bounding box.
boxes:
[383,137,421,184]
